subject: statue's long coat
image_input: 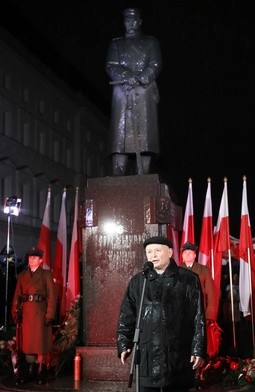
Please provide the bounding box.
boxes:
[12,266,57,354]
[106,33,162,155]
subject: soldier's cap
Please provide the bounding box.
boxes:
[123,8,141,19]
[27,247,44,258]
[143,236,173,249]
[181,241,198,252]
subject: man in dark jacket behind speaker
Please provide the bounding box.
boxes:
[117,236,205,392]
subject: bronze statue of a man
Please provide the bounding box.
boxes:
[106,8,162,176]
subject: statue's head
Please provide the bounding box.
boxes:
[123,8,142,35]
[122,8,141,19]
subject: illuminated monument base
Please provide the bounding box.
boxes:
[77,174,181,380]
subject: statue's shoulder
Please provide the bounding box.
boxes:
[112,36,125,43]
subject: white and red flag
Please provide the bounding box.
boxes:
[213,177,230,318]
[198,178,214,275]
[66,187,80,313]
[53,188,67,320]
[37,188,51,270]
[239,176,255,318]
[180,178,195,250]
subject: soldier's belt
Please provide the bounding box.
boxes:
[21,294,46,302]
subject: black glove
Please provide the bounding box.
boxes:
[44,318,54,326]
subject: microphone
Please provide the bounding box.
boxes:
[142,261,154,275]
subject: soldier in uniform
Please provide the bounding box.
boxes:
[106,8,162,176]
[11,247,57,385]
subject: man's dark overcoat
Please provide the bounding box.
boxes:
[117,259,205,389]
[12,266,57,354]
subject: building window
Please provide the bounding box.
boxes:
[38,131,46,155]
[53,139,60,162]
[3,73,11,90]
[22,122,30,147]
[38,99,45,114]
[2,111,12,137]
[54,110,59,124]
[66,119,71,132]
[22,87,30,104]
[66,148,72,169]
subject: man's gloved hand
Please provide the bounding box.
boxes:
[44,318,54,326]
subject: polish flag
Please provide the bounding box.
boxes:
[198,178,214,276]
[53,189,67,320]
[213,178,230,317]
[37,188,51,269]
[66,187,80,312]
[180,178,195,250]
[239,176,255,318]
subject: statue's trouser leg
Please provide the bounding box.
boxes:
[141,155,151,174]
[112,153,128,176]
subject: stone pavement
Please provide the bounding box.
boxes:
[0,374,254,392]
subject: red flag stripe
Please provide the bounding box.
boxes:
[239,177,255,317]
[213,179,230,318]
[53,189,67,320]
[66,187,80,312]
[180,179,195,249]
[37,189,51,269]
[198,180,213,269]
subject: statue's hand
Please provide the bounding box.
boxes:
[127,76,138,86]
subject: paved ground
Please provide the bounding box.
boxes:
[0,374,254,392]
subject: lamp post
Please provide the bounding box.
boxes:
[2,196,21,333]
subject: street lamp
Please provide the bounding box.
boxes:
[1,196,21,333]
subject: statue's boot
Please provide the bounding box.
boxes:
[112,153,128,176]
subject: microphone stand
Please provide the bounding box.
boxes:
[128,266,151,391]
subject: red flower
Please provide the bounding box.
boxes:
[230,361,239,371]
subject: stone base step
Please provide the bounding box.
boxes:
[76,346,130,381]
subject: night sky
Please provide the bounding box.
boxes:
[1,0,255,239]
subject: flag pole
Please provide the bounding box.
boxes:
[247,246,255,356]
[211,248,215,279]
[239,176,255,357]
[227,248,236,351]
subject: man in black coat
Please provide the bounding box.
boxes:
[117,236,205,392]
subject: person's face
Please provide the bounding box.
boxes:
[145,243,172,274]
[124,17,141,37]
[28,255,42,270]
[182,249,196,263]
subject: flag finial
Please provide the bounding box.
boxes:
[243,175,247,181]
[188,178,192,184]
[207,177,211,183]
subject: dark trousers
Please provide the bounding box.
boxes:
[140,387,189,392]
